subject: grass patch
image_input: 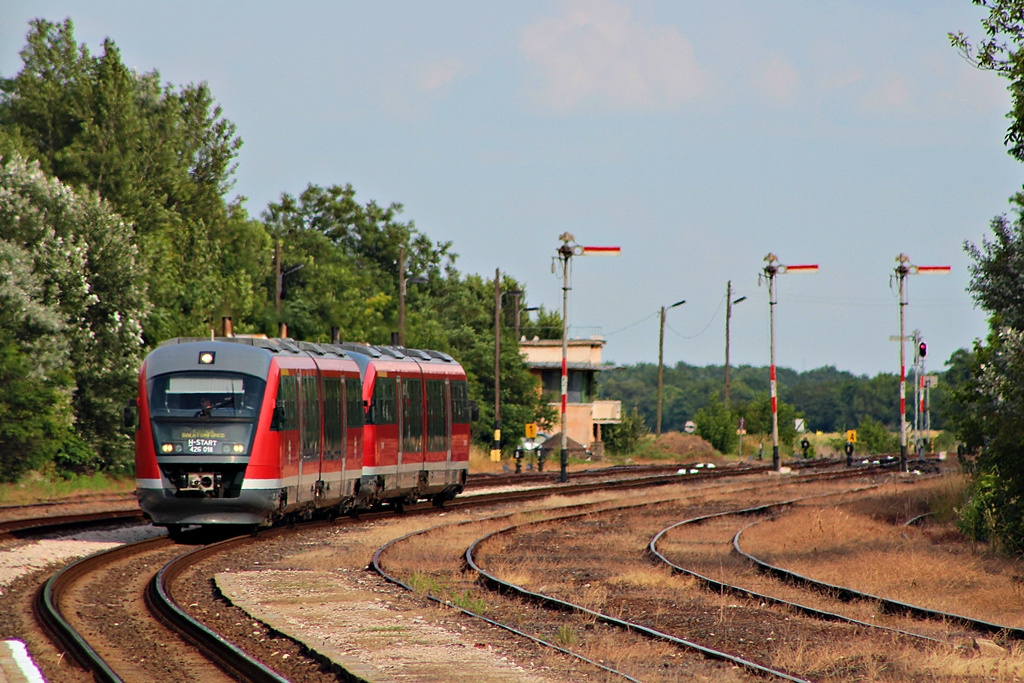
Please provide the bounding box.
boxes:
[555,624,578,646]
[0,470,134,505]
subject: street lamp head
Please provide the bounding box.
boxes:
[669,299,686,309]
[406,275,428,285]
[733,296,747,305]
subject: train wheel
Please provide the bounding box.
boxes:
[166,524,185,541]
[392,499,405,514]
[431,493,447,509]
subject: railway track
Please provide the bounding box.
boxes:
[20,459,844,681]
[372,466,914,681]
[15,459,954,682]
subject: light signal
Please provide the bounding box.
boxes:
[918,341,927,359]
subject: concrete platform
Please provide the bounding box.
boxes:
[0,641,44,683]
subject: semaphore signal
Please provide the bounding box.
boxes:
[892,254,950,472]
[761,253,818,472]
[554,233,620,483]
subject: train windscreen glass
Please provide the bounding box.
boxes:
[147,373,266,456]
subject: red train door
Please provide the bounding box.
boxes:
[297,371,322,503]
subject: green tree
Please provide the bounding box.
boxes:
[0,239,78,481]
[0,18,246,342]
[261,183,453,341]
[694,400,739,455]
[0,153,146,472]
[855,416,899,455]
[945,2,1024,552]
[603,408,649,455]
[738,392,802,448]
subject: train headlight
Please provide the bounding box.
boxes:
[232,443,245,453]
[161,443,174,453]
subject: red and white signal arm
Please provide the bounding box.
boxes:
[578,245,621,256]
[778,264,819,274]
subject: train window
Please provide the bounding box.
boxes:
[370,377,396,425]
[450,380,469,424]
[272,374,299,431]
[426,380,448,451]
[300,375,320,460]
[149,373,265,419]
[346,377,364,428]
[323,377,342,460]
[402,378,423,453]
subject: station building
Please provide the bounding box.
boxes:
[519,336,621,458]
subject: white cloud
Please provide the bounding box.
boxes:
[519,0,708,113]
[417,59,464,93]
[753,54,799,102]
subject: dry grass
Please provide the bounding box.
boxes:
[740,477,1024,627]
[263,472,1022,681]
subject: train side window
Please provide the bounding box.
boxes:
[370,377,396,425]
[426,379,448,451]
[450,380,469,424]
[346,377,364,428]
[272,374,299,431]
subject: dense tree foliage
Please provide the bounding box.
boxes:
[0,18,249,343]
[946,0,1024,552]
[0,154,147,475]
[600,361,920,436]
[0,19,564,479]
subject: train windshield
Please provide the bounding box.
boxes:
[148,373,266,419]
[147,373,265,457]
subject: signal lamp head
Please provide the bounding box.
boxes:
[918,341,927,359]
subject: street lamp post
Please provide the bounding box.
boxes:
[656,299,686,435]
[724,280,747,406]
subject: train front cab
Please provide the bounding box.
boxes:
[135,338,365,534]
[134,339,284,531]
[342,344,470,508]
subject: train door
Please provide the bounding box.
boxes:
[321,373,344,498]
[400,375,424,489]
[276,370,301,504]
[298,371,322,503]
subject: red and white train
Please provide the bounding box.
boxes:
[133,337,472,536]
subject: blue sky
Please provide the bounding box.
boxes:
[3,1,1018,377]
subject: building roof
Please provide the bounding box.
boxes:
[525,361,614,372]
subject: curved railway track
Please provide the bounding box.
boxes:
[732,514,1024,639]
[18,459,949,682]
[372,466,911,681]
[22,459,857,681]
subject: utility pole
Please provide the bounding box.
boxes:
[492,268,502,462]
[724,281,746,406]
[656,299,685,435]
[398,247,407,347]
[762,254,817,471]
[892,254,949,472]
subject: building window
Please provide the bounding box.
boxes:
[540,369,593,403]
